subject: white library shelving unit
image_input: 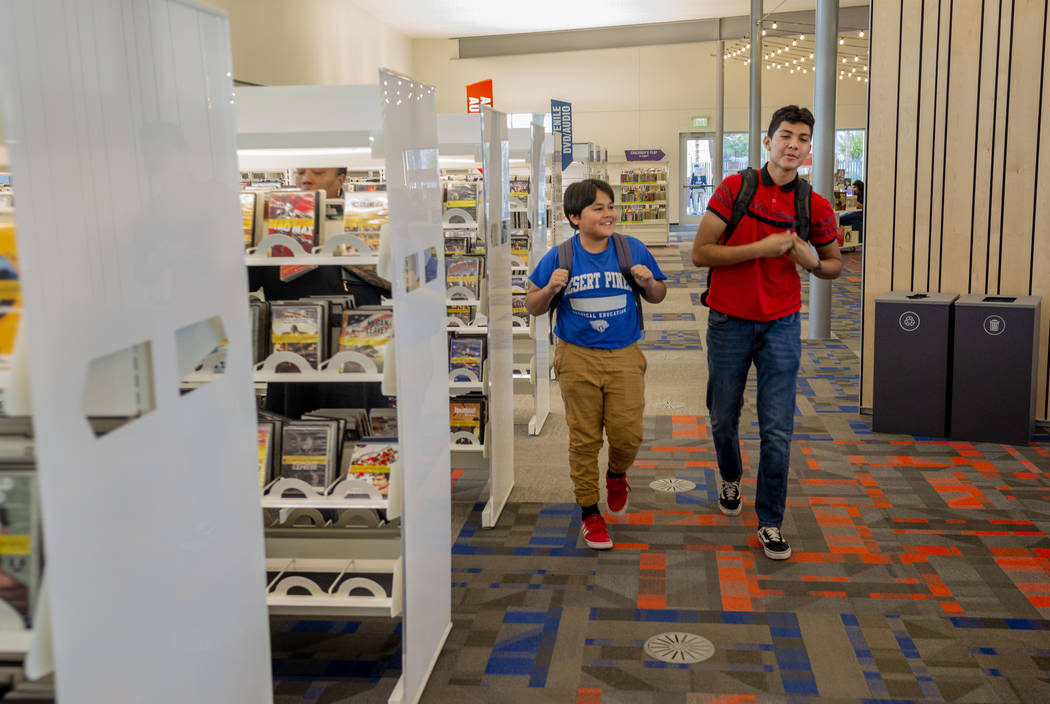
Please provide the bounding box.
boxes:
[234,77,451,704]
[608,160,670,247]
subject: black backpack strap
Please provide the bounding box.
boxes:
[722,167,760,244]
[548,236,575,343]
[794,179,812,242]
[611,232,645,332]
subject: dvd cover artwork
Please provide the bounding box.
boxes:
[266,190,319,254]
[347,443,397,497]
[271,304,323,370]
[280,424,334,489]
[449,399,484,443]
[240,192,257,248]
[445,256,481,299]
[449,336,484,381]
[338,310,393,372]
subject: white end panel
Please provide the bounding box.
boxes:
[529,120,551,435]
[480,107,514,528]
[0,2,271,702]
[380,70,451,704]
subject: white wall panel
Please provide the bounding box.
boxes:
[0,1,271,701]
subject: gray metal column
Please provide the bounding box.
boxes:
[715,40,724,185]
[808,0,838,339]
[749,0,762,168]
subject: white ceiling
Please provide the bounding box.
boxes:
[351,0,869,39]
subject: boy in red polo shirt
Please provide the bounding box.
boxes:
[691,105,842,560]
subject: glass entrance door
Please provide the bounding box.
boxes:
[679,132,716,226]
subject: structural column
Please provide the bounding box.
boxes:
[715,40,724,185]
[749,0,762,168]
[808,0,838,339]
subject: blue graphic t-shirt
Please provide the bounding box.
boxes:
[529,233,666,349]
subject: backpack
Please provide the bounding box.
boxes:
[548,232,646,343]
[698,167,813,306]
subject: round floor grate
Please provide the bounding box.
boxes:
[649,478,697,493]
[644,632,715,664]
[656,400,686,410]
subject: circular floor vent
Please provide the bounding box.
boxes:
[650,478,697,493]
[655,400,686,409]
[644,632,715,664]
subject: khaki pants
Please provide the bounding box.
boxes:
[554,341,647,507]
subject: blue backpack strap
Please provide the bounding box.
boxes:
[548,236,575,343]
[611,232,644,332]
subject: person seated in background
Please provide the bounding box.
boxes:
[839,179,864,239]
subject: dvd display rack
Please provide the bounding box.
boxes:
[233,77,451,704]
[608,161,670,246]
[437,112,515,528]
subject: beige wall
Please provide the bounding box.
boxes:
[412,38,868,218]
[205,0,412,86]
[864,0,1050,421]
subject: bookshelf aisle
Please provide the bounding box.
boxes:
[608,160,670,246]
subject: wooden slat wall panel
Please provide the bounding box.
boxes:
[861,0,901,407]
[1034,1,1050,419]
[969,0,1002,294]
[927,0,952,290]
[912,0,940,290]
[893,0,923,290]
[940,0,984,295]
[863,0,1050,422]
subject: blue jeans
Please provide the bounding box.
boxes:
[706,309,801,528]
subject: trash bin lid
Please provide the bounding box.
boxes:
[875,291,959,305]
[954,294,1041,309]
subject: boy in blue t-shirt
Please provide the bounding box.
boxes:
[526,178,667,549]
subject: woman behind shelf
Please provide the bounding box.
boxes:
[525,178,668,550]
[839,179,864,239]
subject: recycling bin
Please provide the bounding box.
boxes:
[951,294,1041,445]
[873,292,958,437]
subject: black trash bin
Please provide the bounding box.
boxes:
[950,294,1042,445]
[873,292,958,437]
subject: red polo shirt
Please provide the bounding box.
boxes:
[706,164,837,321]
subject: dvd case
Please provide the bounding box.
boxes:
[345,442,397,497]
[369,408,398,438]
[0,470,38,628]
[270,302,325,370]
[449,335,485,381]
[450,396,486,444]
[446,256,483,299]
[240,192,257,249]
[512,293,529,327]
[446,303,474,327]
[444,181,478,223]
[279,421,339,489]
[265,189,323,281]
[338,309,393,372]
[257,421,275,487]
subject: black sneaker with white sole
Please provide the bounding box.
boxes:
[718,480,742,516]
[757,526,792,560]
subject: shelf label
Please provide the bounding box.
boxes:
[551,99,573,171]
[625,149,666,161]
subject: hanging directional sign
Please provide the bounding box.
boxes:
[625,149,666,161]
[551,99,573,171]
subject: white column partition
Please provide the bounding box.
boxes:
[479,107,514,529]
[0,1,272,702]
[379,69,452,704]
[527,120,552,435]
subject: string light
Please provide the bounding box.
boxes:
[800,34,805,40]
[840,38,845,45]
[772,22,777,28]
[762,29,767,36]
[859,31,865,38]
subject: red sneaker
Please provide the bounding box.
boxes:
[606,474,631,516]
[581,513,614,549]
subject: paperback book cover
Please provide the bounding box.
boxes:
[450,397,486,444]
[338,309,393,373]
[270,303,324,370]
[280,422,338,489]
[449,335,485,381]
[346,442,398,497]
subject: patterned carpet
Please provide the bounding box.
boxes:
[273,229,1050,704]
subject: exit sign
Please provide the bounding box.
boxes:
[692,116,710,129]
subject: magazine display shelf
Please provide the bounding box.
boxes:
[236,77,451,704]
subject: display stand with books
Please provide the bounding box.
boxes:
[235,77,450,704]
[437,113,516,528]
[607,160,670,247]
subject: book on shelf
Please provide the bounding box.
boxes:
[264,189,324,281]
[257,421,276,487]
[0,470,39,628]
[446,255,483,299]
[368,408,398,438]
[279,421,340,489]
[449,335,485,381]
[337,308,393,373]
[450,396,486,444]
[344,442,397,497]
[270,302,326,371]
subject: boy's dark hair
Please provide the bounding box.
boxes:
[563,178,615,227]
[336,168,348,176]
[852,179,864,204]
[766,105,815,138]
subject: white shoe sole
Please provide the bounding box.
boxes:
[582,527,613,549]
[718,502,742,516]
[607,497,629,517]
[760,541,792,560]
